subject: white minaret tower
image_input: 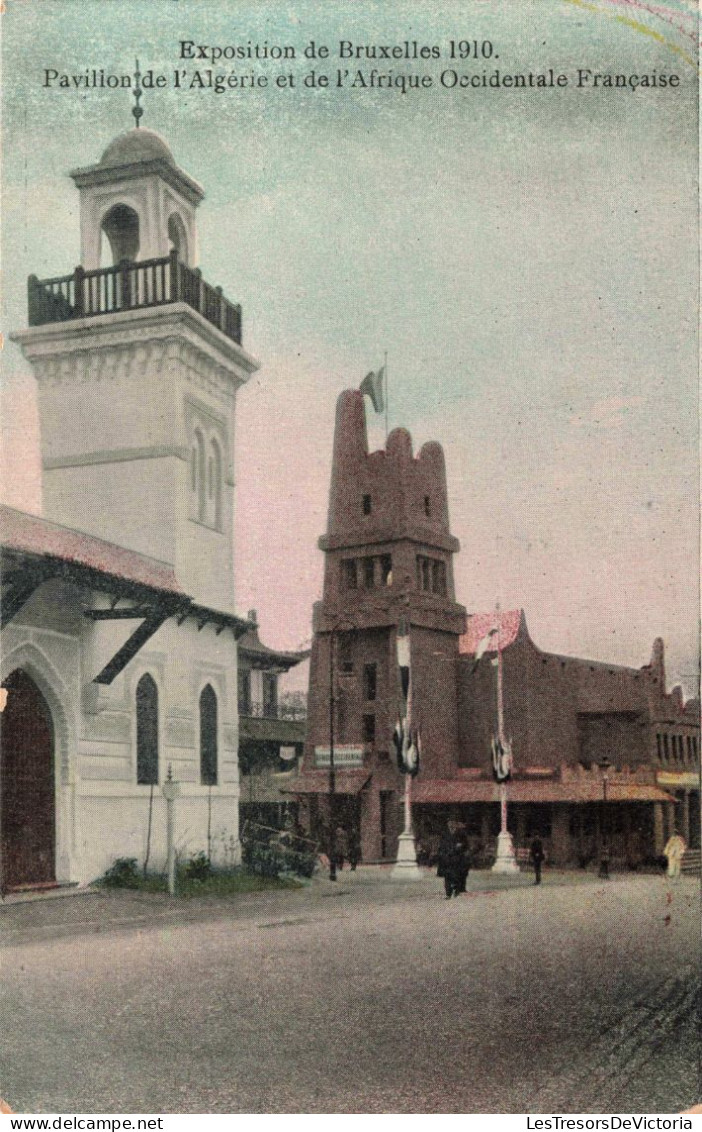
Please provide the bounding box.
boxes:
[12,75,258,614]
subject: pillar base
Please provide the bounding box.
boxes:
[391,832,422,880]
[491,830,519,874]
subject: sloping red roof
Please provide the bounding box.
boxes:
[459,609,523,655]
[413,778,675,805]
[0,505,183,595]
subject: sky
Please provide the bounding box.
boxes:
[1,0,698,696]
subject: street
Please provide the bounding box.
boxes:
[0,870,699,1114]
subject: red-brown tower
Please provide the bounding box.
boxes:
[298,390,466,861]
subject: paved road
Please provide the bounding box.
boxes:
[0,871,698,1113]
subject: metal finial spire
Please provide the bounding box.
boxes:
[132,58,143,127]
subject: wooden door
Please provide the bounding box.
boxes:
[1,669,56,891]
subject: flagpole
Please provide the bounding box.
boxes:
[492,600,518,874]
[392,619,421,880]
[496,604,507,836]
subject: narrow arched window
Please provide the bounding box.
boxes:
[192,429,206,521]
[200,685,218,786]
[208,438,223,529]
[136,674,159,785]
[168,212,189,265]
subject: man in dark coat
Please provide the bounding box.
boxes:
[455,830,471,893]
[437,827,462,899]
[530,836,545,885]
[348,826,361,871]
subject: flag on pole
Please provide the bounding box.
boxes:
[396,620,410,701]
[491,735,512,782]
[395,620,419,776]
[393,716,405,769]
[405,727,421,777]
[360,366,385,414]
[475,627,498,662]
[471,626,498,673]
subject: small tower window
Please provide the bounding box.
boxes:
[362,494,372,516]
[101,203,140,265]
[363,663,377,702]
[424,495,431,517]
[199,685,218,786]
[342,559,358,589]
[363,714,376,744]
[432,561,447,595]
[136,674,159,785]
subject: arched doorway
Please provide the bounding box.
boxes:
[1,669,56,891]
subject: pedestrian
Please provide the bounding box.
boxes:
[334,824,348,872]
[456,830,471,894]
[664,833,686,879]
[598,840,610,880]
[530,835,545,885]
[348,827,361,871]
[437,826,462,899]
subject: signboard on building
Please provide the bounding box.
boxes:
[314,746,364,768]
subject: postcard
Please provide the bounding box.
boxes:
[0,0,698,1117]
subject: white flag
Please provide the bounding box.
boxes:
[475,627,498,662]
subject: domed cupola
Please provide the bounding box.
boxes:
[70,123,204,271]
[99,127,176,169]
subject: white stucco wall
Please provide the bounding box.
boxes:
[3,587,242,886]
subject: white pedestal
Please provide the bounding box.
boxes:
[491,830,519,874]
[391,832,422,880]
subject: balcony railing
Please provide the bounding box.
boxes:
[239,700,307,722]
[27,249,242,345]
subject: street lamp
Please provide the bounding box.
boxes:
[598,755,612,879]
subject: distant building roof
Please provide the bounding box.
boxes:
[459,609,523,655]
[0,505,183,596]
[238,621,309,670]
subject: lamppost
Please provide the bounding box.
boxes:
[162,764,180,896]
[598,755,612,879]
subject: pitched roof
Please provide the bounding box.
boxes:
[0,505,183,596]
[238,623,308,669]
[459,608,523,655]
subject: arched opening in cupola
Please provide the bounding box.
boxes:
[168,212,189,264]
[101,203,140,265]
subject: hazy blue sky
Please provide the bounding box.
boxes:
[1,0,698,694]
